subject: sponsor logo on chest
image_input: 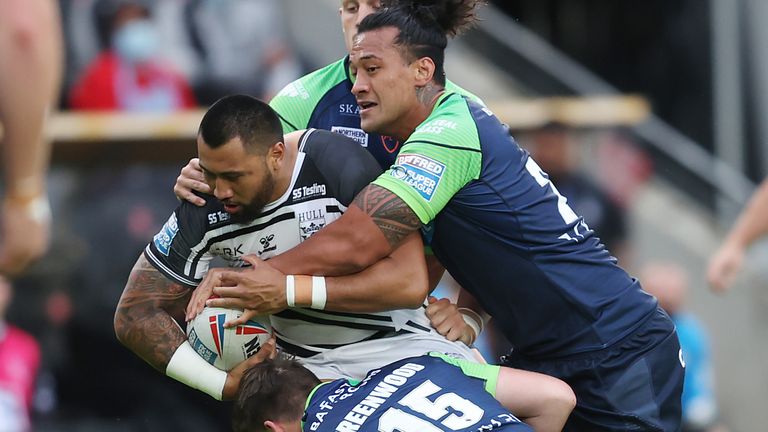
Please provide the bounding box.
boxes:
[331,126,368,147]
[292,183,327,201]
[297,208,326,241]
[338,103,361,116]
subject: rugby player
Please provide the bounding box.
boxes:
[233,353,576,432]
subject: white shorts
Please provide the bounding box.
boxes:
[296,332,482,380]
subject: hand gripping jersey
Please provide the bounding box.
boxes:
[372,93,659,359]
[145,130,438,358]
[269,57,483,170]
[303,353,532,432]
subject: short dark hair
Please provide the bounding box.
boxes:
[198,95,284,155]
[232,357,321,432]
[358,0,483,86]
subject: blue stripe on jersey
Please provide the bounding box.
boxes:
[431,98,658,358]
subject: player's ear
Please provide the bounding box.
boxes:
[413,57,436,87]
[264,420,284,431]
[268,141,286,171]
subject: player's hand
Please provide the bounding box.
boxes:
[207,255,288,321]
[426,296,475,346]
[174,158,210,207]
[0,195,51,277]
[707,242,745,293]
[185,267,245,322]
[222,335,277,401]
[225,308,261,329]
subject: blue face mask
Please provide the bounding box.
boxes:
[112,19,157,64]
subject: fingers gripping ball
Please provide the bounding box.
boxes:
[187,307,272,371]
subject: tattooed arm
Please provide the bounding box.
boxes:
[266,184,421,276]
[114,254,191,371]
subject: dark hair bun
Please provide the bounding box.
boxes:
[382,0,483,37]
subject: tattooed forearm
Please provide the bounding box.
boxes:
[114,255,191,372]
[353,184,421,247]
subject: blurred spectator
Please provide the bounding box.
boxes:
[524,122,629,263]
[707,177,768,293]
[0,276,41,431]
[67,0,196,111]
[0,0,62,277]
[641,262,730,432]
[153,0,304,104]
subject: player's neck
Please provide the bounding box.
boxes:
[395,87,445,141]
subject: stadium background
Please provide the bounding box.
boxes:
[4,0,767,430]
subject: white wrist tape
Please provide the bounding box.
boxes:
[166,341,227,400]
[24,195,52,224]
[311,276,327,310]
[458,308,483,343]
[286,275,296,307]
[7,194,51,224]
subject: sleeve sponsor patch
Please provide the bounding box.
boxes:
[276,81,309,100]
[153,213,179,256]
[390,153,445,201]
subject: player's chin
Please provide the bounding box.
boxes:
[360,116,382,134]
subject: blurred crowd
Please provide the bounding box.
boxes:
[60,0,305,112]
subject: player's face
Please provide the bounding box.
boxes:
[339,0,381,52]
[350,27,422,138]
[197,135,277,222]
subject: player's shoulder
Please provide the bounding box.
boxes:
[271,58,348,103]
[298,129,382,196]
[406,93,482,151]
[172,194,233,231]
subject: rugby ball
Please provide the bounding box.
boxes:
[187,307,272,371]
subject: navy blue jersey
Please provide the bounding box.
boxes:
[303,354,531,431]
[373,93,659,358]
[270,57,483,171]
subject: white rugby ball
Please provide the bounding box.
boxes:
[187,307,272,371]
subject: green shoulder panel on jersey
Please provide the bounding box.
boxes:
[429,352,500,396]
[373,92,483,224]
[269,57,349,133]
[445,79,485,106]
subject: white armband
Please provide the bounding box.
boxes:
[166,341,227,400]
[310,276,327,310]
[458,308,484,343]
[7,193,51,224]
[286,275,296,307]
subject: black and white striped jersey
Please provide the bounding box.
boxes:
[145,129,434,357]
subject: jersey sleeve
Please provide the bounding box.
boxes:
[372,99,482,224]
[429,352,501,396]
[269,80,312,133]
[300,129,383,205]
[269,58,350,133]
[144,200,216,288]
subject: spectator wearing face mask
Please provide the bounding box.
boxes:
[68,0,196,112]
